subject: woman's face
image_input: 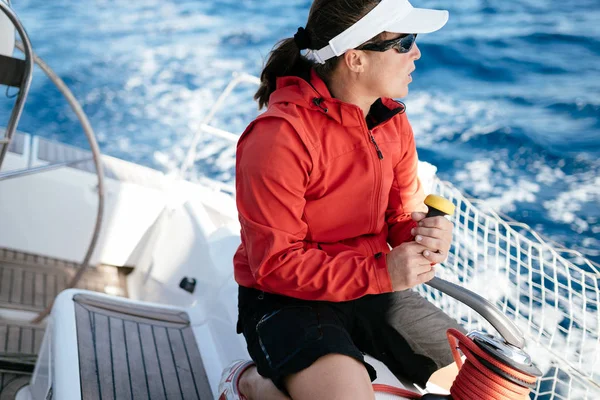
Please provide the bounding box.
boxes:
[360,33,421,99]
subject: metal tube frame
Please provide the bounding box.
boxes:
[0,3,106,323]
[0,157,93,181]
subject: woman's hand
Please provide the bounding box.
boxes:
[410,211,454,264]
[386,242,436,291]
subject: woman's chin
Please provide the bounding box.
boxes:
[394,88,409,99]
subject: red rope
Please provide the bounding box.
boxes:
[446,328,537,400]
[371,329,538,399]
[372,383,421,399]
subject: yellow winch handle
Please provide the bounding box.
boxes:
[424,194,455,217]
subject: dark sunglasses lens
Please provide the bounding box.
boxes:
[395,34,416,53]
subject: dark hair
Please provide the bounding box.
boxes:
[254,0,383,109]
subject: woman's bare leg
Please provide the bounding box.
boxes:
[285,354,374,400]
[428,361,460,391]
[239,354,373,400]
[238,366,290,400]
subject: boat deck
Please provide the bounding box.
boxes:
[0,248,129,312]
[73,293,213,399]
[0,320,45,398]
[0,248,130,396]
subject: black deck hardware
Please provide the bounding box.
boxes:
[179,277,197,294]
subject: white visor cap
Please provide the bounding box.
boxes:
[306,0,449,64]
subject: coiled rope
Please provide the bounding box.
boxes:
[372,328,538,399]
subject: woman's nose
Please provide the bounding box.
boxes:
[411,43,421,61]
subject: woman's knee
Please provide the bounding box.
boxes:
[284,353,374,400]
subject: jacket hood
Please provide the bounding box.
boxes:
[268,69,405,129]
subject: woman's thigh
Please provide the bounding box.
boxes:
[285,353,375,400]
[353,289,466,387]
[237,286,377,394]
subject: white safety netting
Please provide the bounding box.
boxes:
[417,178,600,399]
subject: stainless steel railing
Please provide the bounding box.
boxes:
[0,157,93,181]
[178,72,260,177]
[0,2,107,323]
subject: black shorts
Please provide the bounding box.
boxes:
[237,286,465,394]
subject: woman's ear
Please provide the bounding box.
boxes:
[343,49,367,73]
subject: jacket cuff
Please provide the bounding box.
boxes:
[373,252,393,293]
[389,219,418,248]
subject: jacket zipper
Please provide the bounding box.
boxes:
[370,129,383,234]
[359,110,384,233]
[368,131,384,160]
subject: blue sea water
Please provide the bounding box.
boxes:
[3,0,599,264]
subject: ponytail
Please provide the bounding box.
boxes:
[254,0,382,109]
[254,37,312,109]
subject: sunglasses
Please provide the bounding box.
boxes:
[358,33,418,54]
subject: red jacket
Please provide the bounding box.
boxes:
[234,69,426,301]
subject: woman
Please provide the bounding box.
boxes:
[219,0,463,398]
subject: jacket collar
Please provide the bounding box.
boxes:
[270,69,405,129]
